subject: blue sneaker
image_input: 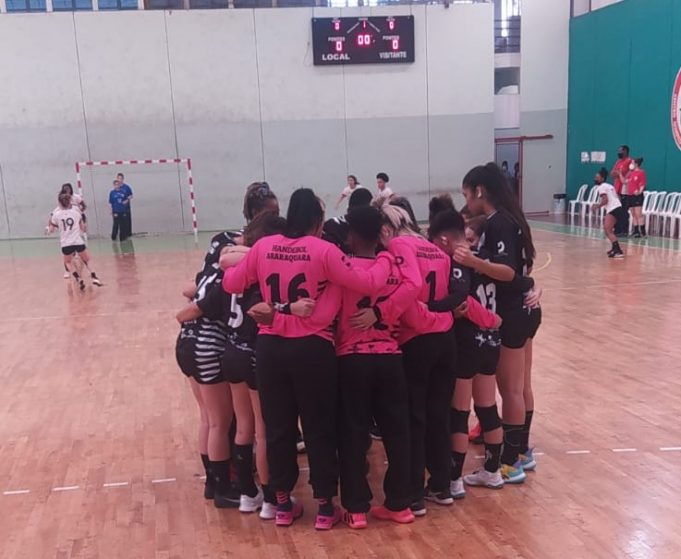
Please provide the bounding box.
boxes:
[500,461,526,484]
[519,449,537,471]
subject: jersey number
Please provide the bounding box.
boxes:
[265,273,310,304]
[228,294,244,329]
[476,283,497,313]
[357,295,389,331]
[425,271,437,303]
[61,217,75,231]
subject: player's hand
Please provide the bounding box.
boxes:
[453,300,468,318]
[453,246,476,268]
[290,298,316,318]
[524,286,542,308]
[248,303,275,325]
[349,308,378,331]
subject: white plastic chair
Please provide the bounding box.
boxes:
[580,186,600,222]
[660,193,681,236]
[644,192,668,235]
[569,184,588,218]
[670,196,681,238]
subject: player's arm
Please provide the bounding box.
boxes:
[79,217,86,233]
[428,262,470,312]
[219,246,250,270]
[323,243,393,295]
[464,296,502,330]
[222,243,259,294]
[176,302,202,323]
[593,193,608,212]
[334,194,346,210]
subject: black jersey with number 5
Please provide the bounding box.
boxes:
[225,285,262,353]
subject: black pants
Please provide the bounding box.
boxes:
[338,354,411,513]
[123,208,132,238]
[402,330,457,500]
[615,195,629,235]
[256,334,339,498]
[111,212,130,241]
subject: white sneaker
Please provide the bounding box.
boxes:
[239,489,264,513]
[259,502,277,520]
[449,478,466,499]
[463,469,504,489]
[63,271,70,279]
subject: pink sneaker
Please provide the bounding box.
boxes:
[275,501,304,527]
[370,505,415,524]
[314,505,341,530]
[343,511,368,529]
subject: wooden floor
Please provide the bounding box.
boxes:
[2,227,681,559]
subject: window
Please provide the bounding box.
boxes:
[145,0,182,8]
[6,0,46,11]
[99,0,138,9]
[189,0,228,8]
[52,0,93,9]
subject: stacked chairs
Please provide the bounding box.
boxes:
[568,184,588,219]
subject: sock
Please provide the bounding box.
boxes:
[641,225,647,236]
[612,241,621,252]
[276,491,292,511]
[211,459,231,494]
[500,423,523,466]
[450,451,466,481]
[233,444,258,498]
[262,484,276,505]
[201,454,212,480]
[519,411,534,455]
[91,271,98,278]
[484,443,502,473]
[318,497,334,516]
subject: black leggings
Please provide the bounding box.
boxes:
[402,330,457,500]
[338,354,411,513]
[256,334,339,498]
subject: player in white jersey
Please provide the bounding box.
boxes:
[50,184,87,278]
[592,168,625,259]
[48,193,103,291]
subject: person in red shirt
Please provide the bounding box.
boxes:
[626,157,647,238]
[222,188,394,531]
[611,145,632,235]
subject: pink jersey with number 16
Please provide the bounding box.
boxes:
[222,234,393,340]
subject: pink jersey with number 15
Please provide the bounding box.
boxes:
[222,234,393,340]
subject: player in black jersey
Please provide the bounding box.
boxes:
[322,188,372,254]
[430,210,536,495]
[454,163,542,484]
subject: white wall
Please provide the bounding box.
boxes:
[519,0,570,213]
[0,4,494,238]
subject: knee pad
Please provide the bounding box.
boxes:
[450,408,470,435]
[474,405,501,433]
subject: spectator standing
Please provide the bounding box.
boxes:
[374,173,394,207]
[109,179,130,242]
[117,173,133,238]
[625,158,647,238]
[611,145,632,235]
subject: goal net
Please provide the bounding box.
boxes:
[75,158,197,241]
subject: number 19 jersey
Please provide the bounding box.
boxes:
[50,207,84,248]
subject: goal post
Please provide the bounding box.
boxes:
[74,157,198,242]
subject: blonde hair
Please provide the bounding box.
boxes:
[381,204,423,238]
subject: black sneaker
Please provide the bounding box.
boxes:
[633,232,641,239]
[203,478,215,500]
[612,250,625,259]
[369,423,382,441]
[607,249,616,258]
[91,275,103,287]
[409,500,427,517]
[214,484,240,508]
[79,280,86,291]
[424,488,454,506]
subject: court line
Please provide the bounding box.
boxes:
[660,447,681,452]
[0,309,176,323]
[565,450,591,455]
[548,278,681,292]
[151,478,176,484]
[52,485,79,492]
[612,448,637,453]
[3,489,30,496]
[533,252,552,273]
[103,481,129,488]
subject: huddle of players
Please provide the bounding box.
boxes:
[47,183,103,290]
[176,162,541,531]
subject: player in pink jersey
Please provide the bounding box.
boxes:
[375,204,458,517]
[333,206,416,529]
[222,188,394,531]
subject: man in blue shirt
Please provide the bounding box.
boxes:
[109,179,130,241]
[116,173,133,239]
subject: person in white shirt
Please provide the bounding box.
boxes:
[48,193,103,290]
[592,168,625,259]
[374,172,394,207]
[334,175,365,210]
[54,183,88,278]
